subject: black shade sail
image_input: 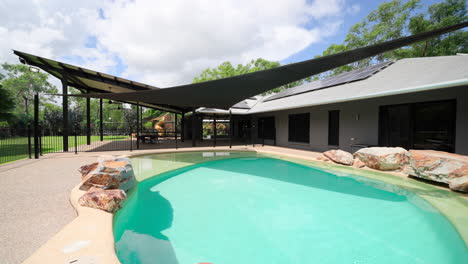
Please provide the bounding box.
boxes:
[13,50,186,113]
[16,21,468,111]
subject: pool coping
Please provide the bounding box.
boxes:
[22,147,468,263]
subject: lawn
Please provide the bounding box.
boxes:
[0,135,129,164]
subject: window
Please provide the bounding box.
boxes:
[328,110,340,146]
[258,116,275,140]
[379,100,456,152]
[288,113,310,143]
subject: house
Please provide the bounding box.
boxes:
[194,54,468,155]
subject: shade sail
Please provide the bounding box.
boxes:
[17,21,468,110]
[13,50,186,113]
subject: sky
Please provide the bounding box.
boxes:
[0,0,441,88]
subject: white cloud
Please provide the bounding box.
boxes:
[1,0,351,88]
[0,0,100,63]
[347,4,361,15]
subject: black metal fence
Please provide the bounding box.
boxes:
[0,125,182,164]
[0,127,34,164]
[0,93,187,164]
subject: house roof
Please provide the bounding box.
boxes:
[245,55,468,114]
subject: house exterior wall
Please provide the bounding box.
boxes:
[252,85,468,155]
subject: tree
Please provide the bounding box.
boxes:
[42,103,63,133]
[1,63,57,115]
[319,0,467,76]
[408,0,467,57]
[193,58,280,83]
[0,74,15,122]
[123,106,138,132]
[193,58,311,94]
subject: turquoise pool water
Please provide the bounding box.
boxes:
[114,157,468,264]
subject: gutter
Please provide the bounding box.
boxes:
[246,78,468,114]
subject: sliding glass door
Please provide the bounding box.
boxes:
[379,100,456,152]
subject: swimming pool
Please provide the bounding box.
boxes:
[114,151,468,264]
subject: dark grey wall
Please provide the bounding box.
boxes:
[253,85,468,155]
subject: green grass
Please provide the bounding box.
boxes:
[0,135,128,164]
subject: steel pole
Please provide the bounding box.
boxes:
[62,77,69,152]
[33,94,39,159]
[99,98,103,141]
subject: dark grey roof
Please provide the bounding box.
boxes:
[248,55,468,113]
[265,60,394,102]
[231,100,251,109]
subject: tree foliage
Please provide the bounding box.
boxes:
[193,58,280,83]
[1,63,57,115]
[0,74,15,122]
[193,58,311,94]
[319,0,467,76]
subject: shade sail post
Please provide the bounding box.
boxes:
[181,112,185,142]
[99,99,103,141]
[86,92,91,145]
[229,110,232,149]
[140,106,143,132]
[192,109,196,147]
[34,93,40,159]
[136,103,140,150]
[175,113,178,149]
[251,116,255,148]
[62,76,69,152]
[213,114,217,148]
[274,117,277,146]
[262,119,265,147]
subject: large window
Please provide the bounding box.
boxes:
[258,116,275,140]
[288,113,310,143]
[328,110,340,146]
[379,100,456,152]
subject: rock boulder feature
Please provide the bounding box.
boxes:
[323,150,354,166]
[78,162,98,179]
[352,158,366,168]
[316,155,330,162]
[354,147,409,171]
[408,150,468,192]
[448,176,468,192]
[79,156,136,191]
[78,187,126,213]
[82,171,121,190]
[100,157,137,191]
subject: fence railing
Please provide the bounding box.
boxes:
[0,126,182,164]
[0,127,34,164]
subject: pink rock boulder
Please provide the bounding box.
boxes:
[352,158,366,168]
[354,147,409,171]
[323,150,354,166]
[78,162,98,179]
[448,176,468,192]
[408,150,468,192]
[82,171,121,190]
[80,156,136,191]
[78,187,126,213]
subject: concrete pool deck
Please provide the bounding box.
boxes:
[1,145,467,263]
